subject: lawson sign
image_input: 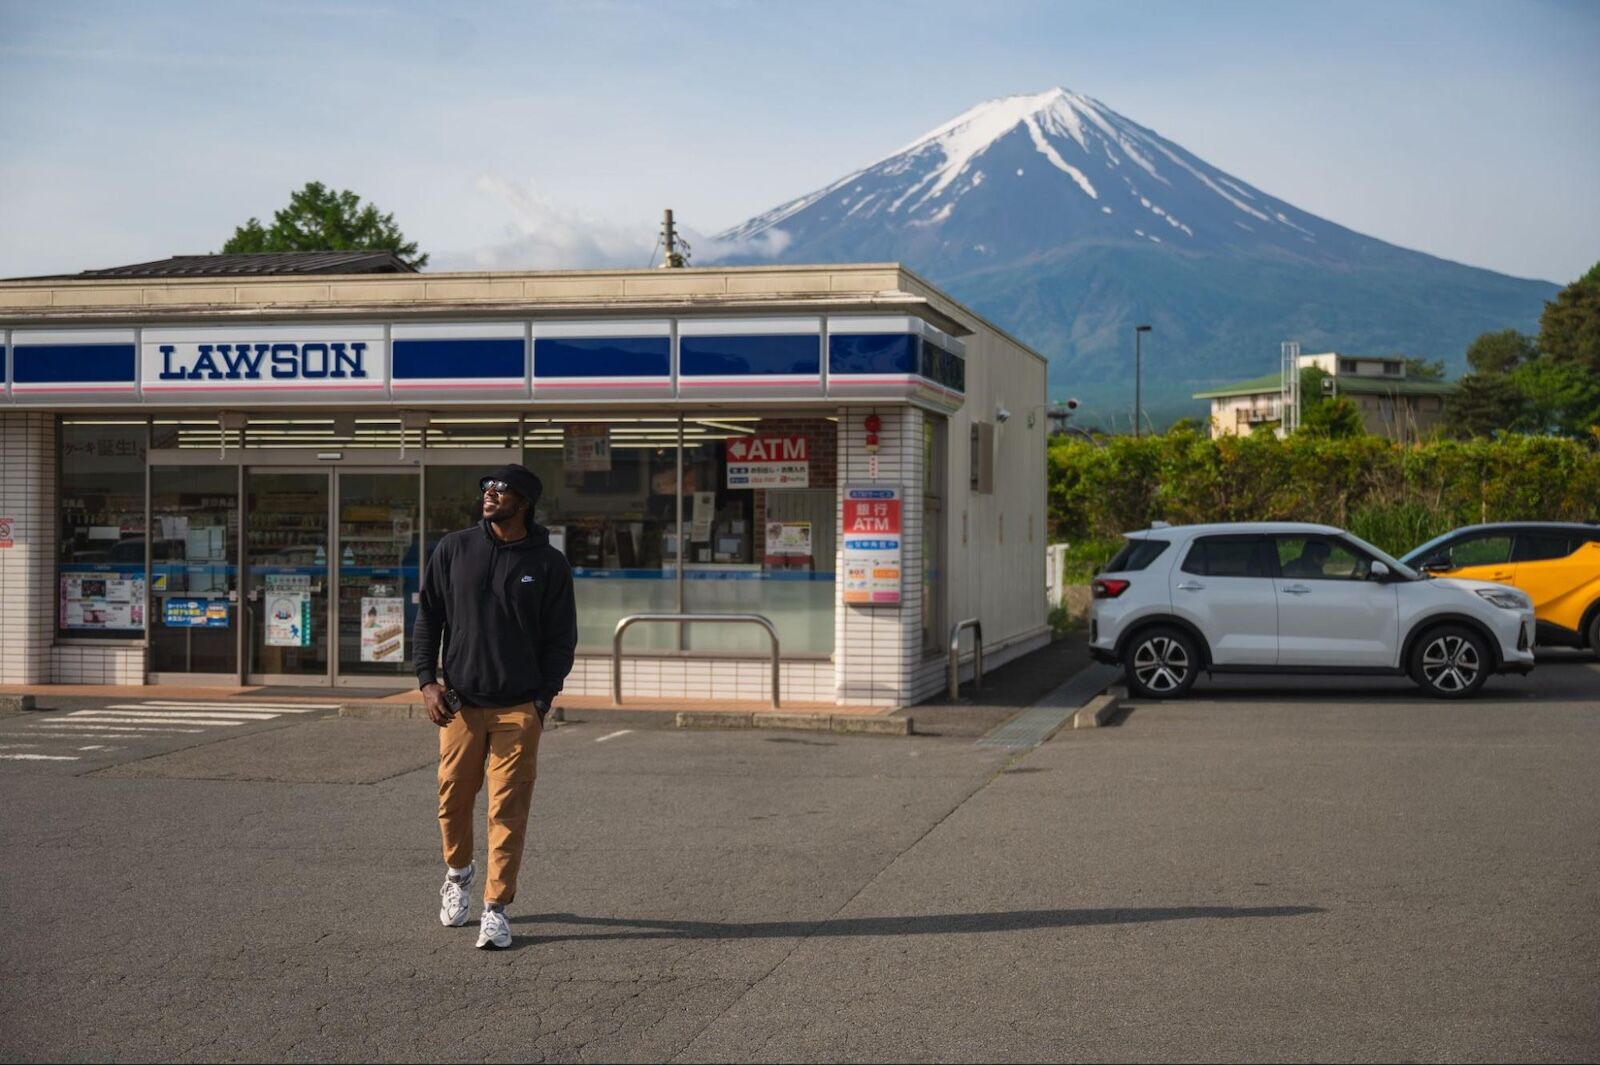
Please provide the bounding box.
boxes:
[141,326,387,396]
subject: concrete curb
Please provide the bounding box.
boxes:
[337,704,567,724]
[0,695,38,714]
[677,711,914,736]
[1071,692,1122,729]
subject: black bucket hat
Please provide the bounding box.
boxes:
[480,464,544,507]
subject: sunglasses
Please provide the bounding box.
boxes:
[479,479,515,496]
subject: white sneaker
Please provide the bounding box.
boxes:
[439,864,474,927]
[477,905,511,949]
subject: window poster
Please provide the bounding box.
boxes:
[60,571,146,630]
[841,486,903,605]
[360,596,406,663]
[163,598,230,628]
[765,521,813,556]
[563,424,612,473]
[265,591,311,647]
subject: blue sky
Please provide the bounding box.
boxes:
[1,0,1595,282]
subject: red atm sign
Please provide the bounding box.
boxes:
[844,494,902,535]
[726,434,810,488]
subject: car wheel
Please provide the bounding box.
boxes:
[1409,624,1491,698]
[1587,610,1600,659]
[1124,626,1199,699]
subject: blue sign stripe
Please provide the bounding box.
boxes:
[829,333,918,375]
[680,334,819,377]
[14,343,136,384]
[535,337,670,378]
[393,337,524,380]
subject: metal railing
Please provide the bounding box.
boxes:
[948,617,984,701]
[613,613,782,709]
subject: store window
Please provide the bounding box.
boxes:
[681,415,837,655]
[149,466,239,674]
[58,420,148,640]
[523,418,682,651]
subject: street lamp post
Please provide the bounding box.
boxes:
[1134,324,1152,438]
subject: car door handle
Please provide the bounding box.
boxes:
[1281,584,1312,595]
[1490,571,1512,581]
[1175,581,1205,591]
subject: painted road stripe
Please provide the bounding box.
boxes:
[0,743,41,749]
[595,729,634,743]
[0,753,79,762]
[0,725,157,735]
[42,722,207,734]
[91,708,281,721]
[77,745,112,751]
[68,711,251,725]
[127,702,333,712]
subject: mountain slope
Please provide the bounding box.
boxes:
[715,88,1556,426]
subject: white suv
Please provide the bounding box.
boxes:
[1088,522,1536,699]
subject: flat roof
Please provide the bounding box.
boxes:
[1193,371,1456,400]
[0,262,1047,366]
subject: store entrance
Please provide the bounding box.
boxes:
[244,468,420,686]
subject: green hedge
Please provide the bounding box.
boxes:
[1048,432,1600,569]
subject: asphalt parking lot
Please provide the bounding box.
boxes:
[0,652,1595,1062]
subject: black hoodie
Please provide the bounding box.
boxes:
[413,520,578,709]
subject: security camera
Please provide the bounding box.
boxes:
[1066,398,1080,410]
[995,405,1012,422]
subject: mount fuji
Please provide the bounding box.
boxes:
[714,88,1557,426]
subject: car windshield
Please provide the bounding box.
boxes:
[1342,531,1420,581]
[1399,530,1456,566]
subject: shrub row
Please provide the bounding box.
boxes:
[1048,431,1600,565]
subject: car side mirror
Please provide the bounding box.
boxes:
[1369,561,1391,582]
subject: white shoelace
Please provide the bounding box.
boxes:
[481,909,508,938]
[441,873,471,915]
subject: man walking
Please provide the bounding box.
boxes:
[413,463,577,949]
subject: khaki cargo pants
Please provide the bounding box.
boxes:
[437,702,543,906]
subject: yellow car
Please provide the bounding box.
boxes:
[1402,522,1600,654]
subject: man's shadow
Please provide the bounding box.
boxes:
[509,905,1322,942]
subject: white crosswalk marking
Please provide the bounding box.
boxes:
[0,753,79,761]
[127,702,334,712]
[91,708,283,720]
[67,712,247,726]
[41,723,206,734]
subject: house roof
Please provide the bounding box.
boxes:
[13,251,416,280]
[1193,372,1457,401]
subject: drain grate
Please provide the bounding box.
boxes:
[976,663,1120,749]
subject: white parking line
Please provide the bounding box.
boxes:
[126,702,332,713]
[38,723,206,734]
[77,745,112,751]
[91,708,282,721]
[67,712,246,726]
[595,729,634,743]
[0,725,159,735]
[0,743,40,750]
[0,753,79,762]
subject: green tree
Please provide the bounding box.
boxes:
[1445,372,1526,438]
[1404,357,1446,380]
[1300,395,1365,438]
[223,182,427,268]
[1465,329,1537,375]
[1537,261,1600,375]
[1299,365,1330,409]
[1512,357,1600,436]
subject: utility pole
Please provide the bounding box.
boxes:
[660,209,688,269]
[1134,325,1152,438]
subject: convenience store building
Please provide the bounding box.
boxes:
[0,258,1047,707]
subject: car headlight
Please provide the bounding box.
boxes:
[1475,588,1530,611]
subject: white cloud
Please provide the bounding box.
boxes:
[433,174,791,271]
